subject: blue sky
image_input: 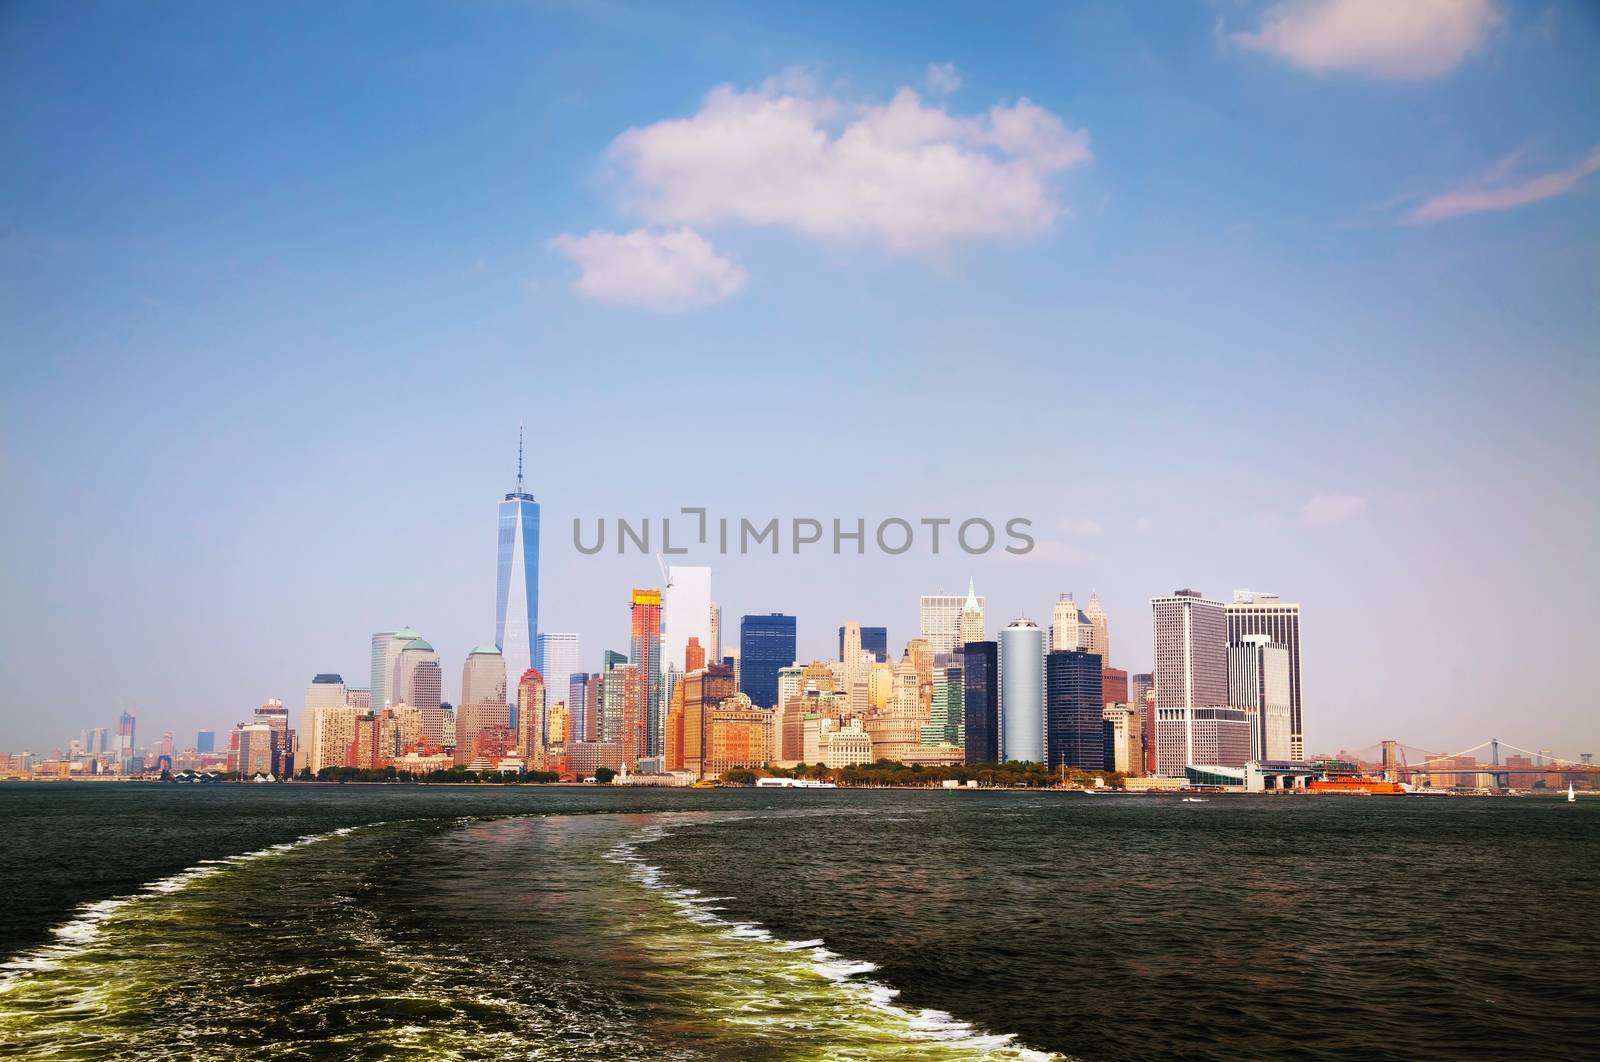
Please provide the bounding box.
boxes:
[2,0,1596,756]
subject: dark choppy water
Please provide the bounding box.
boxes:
[0,784,1594,1060]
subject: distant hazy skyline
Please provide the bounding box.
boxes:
[2,1,1596,755]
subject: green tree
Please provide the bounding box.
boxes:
[593,766,616,784]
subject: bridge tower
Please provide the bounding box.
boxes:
[1380,740,1401,782]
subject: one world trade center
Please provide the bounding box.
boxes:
[495,429,539,696]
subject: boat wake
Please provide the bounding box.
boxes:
[0,825,363,994]
[608,817,1066,1061]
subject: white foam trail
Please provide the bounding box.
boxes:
[607,815,1066,1060]
[0,825,362,993]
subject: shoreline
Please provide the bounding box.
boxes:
[0,777,1581,798]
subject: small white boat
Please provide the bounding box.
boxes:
[1570,783,1578,803]
[1180,797,1208,803]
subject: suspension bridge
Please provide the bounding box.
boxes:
[1336,738,1596,789]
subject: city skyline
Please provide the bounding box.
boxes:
[3,2,1597,756]
[4,438,1599,762]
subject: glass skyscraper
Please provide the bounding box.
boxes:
[999,618,1045,763]
[962,641,998,764]
[1046,648,1104,771]
[630,590,663,758]
[535,632,581,721]
[370,628,419,711]
[838,625,888,662]
[739,613,796,709]
[495,433,540,696]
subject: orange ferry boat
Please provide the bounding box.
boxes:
[1308,775,1410,795]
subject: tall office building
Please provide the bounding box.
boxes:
[196,730,215,754]
[1150,589,1228,776]
[866,651,925,762]
[708,602,721,661]
[962,642,999,764]
[606,663,643,768]
[959,579,985,645]
[739,613,796,709]
[515,668,546,765]
[1102,667,1128,707]
[1227,590,1304,759]
[999,618,1045,763]
[776,665,806,713]
[299,674,346,775]
[456,646,506,762]
[455,699,510,766]
[116,711,136,755]
[596,651,629,749]
[922,664,965,747]
[304,704,359,776]
[630,589,663,757]
[495,429,540,691]
[1228,634,1293,762]
[392,637,445,747]
[370,629,419,712]
[567,673,592,743]
[461,646,507,712]
[1046,649,1104,771]
[535,633,581,724]
[661,566,712,707]
[253,699,292,776]
[841,622,865,687]
[1156,707,1254,777]
[838,625,888,662]
[1129,672,1154,712]
[679,663,737,778]
[303,674,346,711]
[236,723,276,778]
[1151,590,1228,709]
[1050,595,1094,652]
[921,585,985,655]
[1084,592,1110,666]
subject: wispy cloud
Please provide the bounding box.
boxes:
[604,74,1090,252]
[547,227,747,311]
[1028,538,1097,566]
[1408,145,1600,223]
[925,62,962,95]
[1231,0,1501,80]
[1057,516,1104,537]
[1300,493,1367,525]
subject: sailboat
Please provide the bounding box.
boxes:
[1569,783,1577,803]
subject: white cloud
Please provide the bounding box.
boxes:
[925,62,962,95]
[1232,0,1501,79]
[1028,538,1096,566]
[1057,516,1104,536]
[1409,146,1600,223]
[547,226,747,311]
[1300,493,1367,524]
[605,80,1090,251]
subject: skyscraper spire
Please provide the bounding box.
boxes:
[517,421,524,495]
